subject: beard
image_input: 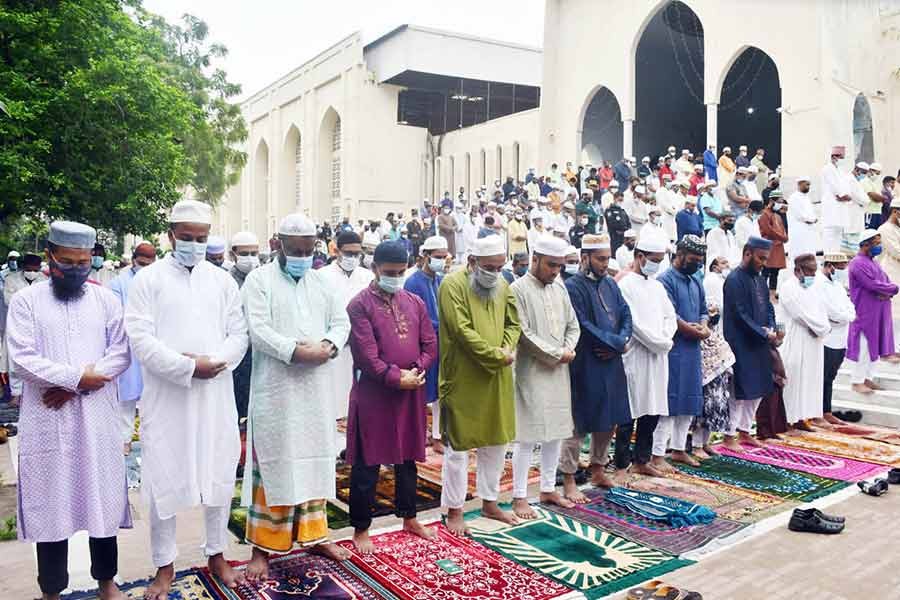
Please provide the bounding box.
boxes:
[50,276,86,302]
[468,271,501,301]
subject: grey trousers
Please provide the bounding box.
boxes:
[558,430,614,474]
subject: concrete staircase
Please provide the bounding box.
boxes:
[832,360,900,428]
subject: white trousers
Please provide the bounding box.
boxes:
[441,443,505,509]
[120,400,138,443]
[693,426,711,448]
[726,397,762,436]
[431,401,441,440]
[511,440,562,499]
[652,415,694,455]
[149,500,230,568]
[822,226,843,254]
[851,333,877,384]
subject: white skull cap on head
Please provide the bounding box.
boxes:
[533,234,570,257]
[231,231,259,247]
[470,235,506,257]
[278,213,316,236]
[421,235,448,251]
[169,200,212,224]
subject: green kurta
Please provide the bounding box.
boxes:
[438,269,521,450]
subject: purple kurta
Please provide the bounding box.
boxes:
[345,285,437,466]
[847,254,899,361]
[6,281,132,542]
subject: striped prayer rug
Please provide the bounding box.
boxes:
[716,441,887,481]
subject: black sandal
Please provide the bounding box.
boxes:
[887,468,900,485]
[858,478,889,497]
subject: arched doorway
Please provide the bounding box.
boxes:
[634,1,705,160]
[280,125,302,218]
[317,108,341,223]
[253,139,269,243]
[853,93,874,164]
[580,86,623,166]
[717,47,782,169]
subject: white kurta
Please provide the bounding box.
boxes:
[703,271,726,313]
[510,274,580,442]
[239,262,350,507]
[814,271,855,350]
[843,173,868,235]
[658,188,678,241]
[319,262,374,418]
[778,276,831,423]
[125,256,249,520]
[787,191,819,258]
[705,228,741,269]
[618,272,676,418]
[615,245,635,271]
[735,215,761,248]
[820,162,850,229]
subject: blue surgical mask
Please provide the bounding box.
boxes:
[801,275,816,289]
[428,257,445,273]
[832,268,849,286]
[870,244,883,257]
[173,239,207,267]
[91,256,104,269]
[565,264,579,275]
[378,275,404,294]
[7,260,17,272]
[640,258,661,277]
[284,255,313,278]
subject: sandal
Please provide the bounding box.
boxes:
[788,508,845,534]
[858,478,889,497]
[627,580,664,599]
[887,469,900,485]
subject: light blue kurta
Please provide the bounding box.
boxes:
[109,267,143,402]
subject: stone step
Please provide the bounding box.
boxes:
[836,365,900,391]
[830,396,900,429]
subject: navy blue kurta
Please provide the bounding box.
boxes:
[403,268,443,403]
[565,272,633,432]
[723,266,776,400]
[658,268,707,416]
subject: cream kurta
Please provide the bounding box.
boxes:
[240,262,350,507]
[510,273,579,441]
[618,272,676,418]
[125,256,248,519]
[877,220,900,320]
[706,227,741,270]
[779,276,831,423]
[787,191,819,258]
[814,271,855,350]
[319,262,374,418]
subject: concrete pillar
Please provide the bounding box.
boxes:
[623,119,634,158]
[706,103,718,149]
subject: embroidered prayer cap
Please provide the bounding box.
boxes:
[278,213,316,237]
[373,240,408,265]
[231,231,259,247]
[636,226,669,253]
[824,252,848,263]
[471,235,506,257]
[856,161,870,170]
[336,231,362,247]
[796,175,811,183]
[563,201,575,210]
[870,162,883,171]
[677,234,707,254]
[206,236,225,254]
[608,258,621,271]
[48,221,97,249]
[634,185,647,194]
[533,234,570,258]
[623,228,637,239]
[769,189,784,198]
[662,173,673,181]
[746,236,773,250]
[420,235,448,252]
[169,199,212,224]
[859,229,880,245]
[582,234,611,251]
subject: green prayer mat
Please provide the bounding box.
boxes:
[673,455,850,501]
[464,505,692,599]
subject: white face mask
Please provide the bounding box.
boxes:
[339,254,360,272]
[641,258,661,277]
[832,267,848,287]
[23,270,39,281]
[362,255,374,268]
[565,263,579,275]
[235,255,260,274]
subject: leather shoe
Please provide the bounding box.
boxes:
[788,509,844,534]
[792,507,845,524]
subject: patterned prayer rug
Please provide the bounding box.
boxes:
[334,463,442,517]
[619,472,790,524]
[62,569,215,599]
[542,488,747,555]
[716,442,887,481]
[465,506,693,599]
[337,522,575,600]
[776,430,900,465]
[415,446,541,496]
[196,550,395,599]
[827,423,900,446]
[673,455,849,501]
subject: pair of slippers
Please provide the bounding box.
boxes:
[831,410,862,423]
[888,468,900,485]
[788,508,845,534]
[858,474,897,497]
[627,580,702,599]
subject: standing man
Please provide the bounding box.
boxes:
[8,221,131,600]
[90,243,114,286]
[346,241,438,553]
[615,229,637,270]
[675,195,704,242]
[877,197,900,346]
[125,200,249,598]
[820,146,852,253]
[404,235,449,453]
[239,214,351,578]
[814,253,855,426]
[718,147,736,188]
[787,176,818,258]
[605,193,632,253]
[726,168,750,218]
[706,210,741,270]
[438,201,458,257]
[722,237,777,451]
[618,227,677,477]
[703,144,718,182]
[2,253,47,302]
[563,234,633,495]
[653,236,709,472]
[759,193,788,302]
[779,254,831,430]
[439,235,520,534]
[228,231,260,427]
[750,149,769,193]
[509,236,580,519]
[507,207,529,258]
[846,230,900,394]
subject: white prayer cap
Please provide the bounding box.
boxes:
[722,146,732,153]
[641,156,650,163]
[7,250,20,258]
[581,234,610,250]
[538,196,550,204]
[624,228,637,238]
[563,201,575,209]
[206,236,226,254]
[533,234,569,257]
[608,258,621,271]
[421,235,448,252]
[470,234,506,257]
[529,208,544,221]
[667,145,676,152]
[628,156,636,162]
[169,199,212,224]
[636,225,669,253]
[681,149,690,155]
[891,197,900,209]
[860,229,880,244]
[609,180,620,188]
[855,161,870,170]
[231,231,259,247]
[870,162,883,171]
[48,221,96,249]
[423,197,431,204]
[768,173,779,181]
[677,179,690,189]
[487,201,498,208]
[278,213,316,236]
[634,185,647,194]
[739,145,748,151]
[796,175,811,183]
[553,223,570,235]
[565,245,579,257]
[693,163,704,171]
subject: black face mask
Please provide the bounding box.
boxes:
[49,257,91,300]
[625,242,635,250]
[679,261,700,276]
[722,222,735,231]
[709,313,721,327]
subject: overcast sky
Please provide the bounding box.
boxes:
[141,0,545,101]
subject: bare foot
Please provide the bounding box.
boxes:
[852,383,875,395]
[591,471,617,488]
[512,497,537,519]
[670,451,700,467]
[882,355,900,364]
[310,540,351,561]
[481,500,520,526]
[403,517,437,540]
[631,462,664,477]
[739,432,765,447]
[864,378,883,390]
[445,508,470,536]
[98,580,126,600]
[562,474,588,503]
[540,490,575,509]
[352,530,377,555]
[431,438,445,454]
[650,456,677,474]
[245,547,270,583]
[721,436,743,452]
[144,564,175,600]
[209,554,245,589]
[810,418,833,430]
[824,413,847,425]
[691,447,710,460]
[702,444,720,456]
[612,468,630,485]
[794,420,816,432]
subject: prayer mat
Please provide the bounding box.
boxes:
[826,423,900,446]
[775,430,900,466]
[716,442,887,481]
[62,569,214,599]
[604,487,716,527]
[465,506,692,599]
[619,472,790,524]
[196,550,394,600]
[542,488,746,555]
[415,446,541,496]
[673,455,849,501]
[335,463,441,517]
[337,522,575,600]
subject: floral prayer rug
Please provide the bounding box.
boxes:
[827,423,900,446]
[672,455,849,501]
[775,430,900,465]
[334,463,442,517]
[414,446,540,496]
[337,522,575,600]
[465,506,693,599]
[196,550,395,600]
[619,472,790,524]
[716,442,887,481]
[62,569,215,599]
[541,487,747,555]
